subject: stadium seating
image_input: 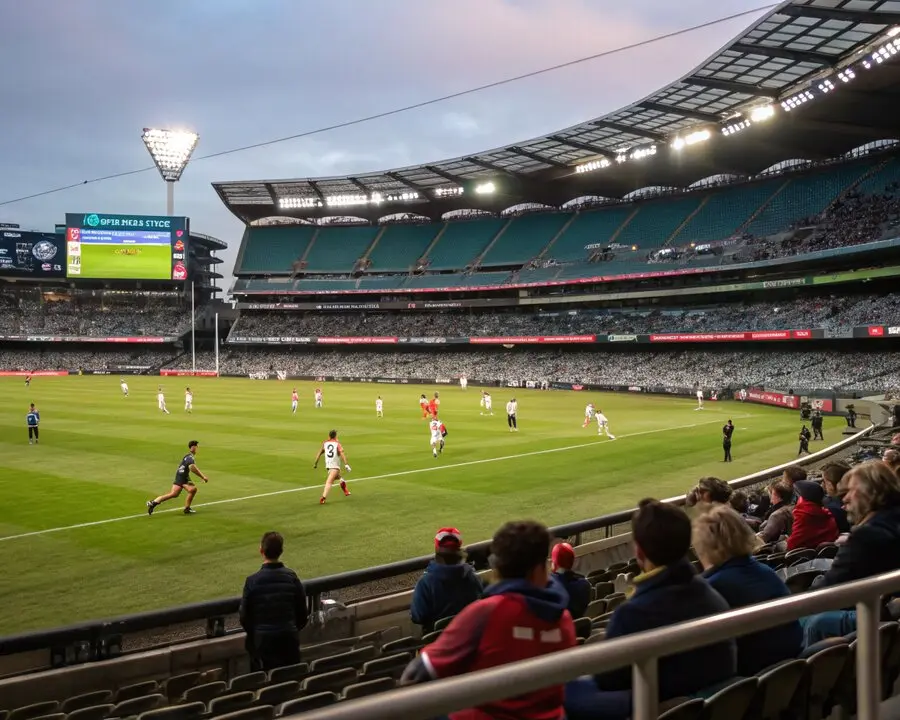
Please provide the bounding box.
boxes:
[367,224,440,272]
[237,226,317,274]
[548,207,633,262]
[744,162,872,237]
[671,179,783,245]
[856,156,900,196]
[615,195,704,250]
[303,225,380,273]
[424,218,506,270]
[480,213,569,267]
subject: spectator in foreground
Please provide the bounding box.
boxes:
[410,528,483,634]
[239,531,308,671]
[821,462,851,534]
[564,500,736,720]
[694,505,802,675]
[757,482,794,545]
[551,542,591,619]
[685,477,733,509]
[803,461,900,645]
[401,521,576,720]
[787,481,840,551]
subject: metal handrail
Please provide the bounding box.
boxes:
[0,424,873,657]
[296,568,900,720]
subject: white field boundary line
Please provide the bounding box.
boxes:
[0,414,755,543]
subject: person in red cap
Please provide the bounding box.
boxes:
[410,527,483,634]
[403,521,576,720]
[550,542,591,619]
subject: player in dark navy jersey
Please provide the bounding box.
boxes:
[146,440,209,516]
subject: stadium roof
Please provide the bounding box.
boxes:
[213,0,900,223]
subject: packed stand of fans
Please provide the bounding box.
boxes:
[0,292,192,337]
[204,348,900,393]
[230,294,900,339]
[0,350,175,371]
[733,186,900,263]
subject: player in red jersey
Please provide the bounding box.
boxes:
[313,429,351,504]
[428,391,440,419]
[419,394,429,419]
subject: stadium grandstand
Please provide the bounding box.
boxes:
[8,3,900,720]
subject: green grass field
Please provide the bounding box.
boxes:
[0,376,808,635]
[78,243,172,279]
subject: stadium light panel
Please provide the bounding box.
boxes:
[434,186,464,198]
[141,128,199,182]
[475,182,496,195]
[750,104,775,123]
[817,78,836,94]
[279,197,321,209]
[630,145,657,161]
[722,119,751,136]
[325,193,370,207]
[671,129,710,150]
[575,159,611,174]
[838,68,856,83]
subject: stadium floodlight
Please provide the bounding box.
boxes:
[141,128,199,215]
[838,68,856,83]
[325,193,370,207]
[630,145,657,161]
[280,197,320,209]
[722,119,751,136]
[671,129,710,150]
[817,78,836,94]
[434,186,464,198]
[780,90,814,112]
[575,159,610,174]
[475,182,496,195]
[750,104,775,123]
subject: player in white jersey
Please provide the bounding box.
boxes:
[480,391,493,415]
[695,389,705,410]
[429,418,447,457]
[291,389,299,414]
[376,396,384,417]
[315,388,323,408]
[583,403,595,428]
[459,375,468,390]
[313,429,351,504]
[506,398,518,432]
[184,387,193,413]
[739,388,747,402]
[157,386,170,414]
[120,378,129,397]
[595,409,616,439]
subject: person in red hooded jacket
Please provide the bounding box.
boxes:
[787,480,839,551]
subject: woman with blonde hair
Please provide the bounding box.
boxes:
[693,505,802,674]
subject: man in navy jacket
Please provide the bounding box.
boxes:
[565,500,736,720]
[410,528,483,634]
[551,542,591,619]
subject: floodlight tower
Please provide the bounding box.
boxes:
[141,128,199,216]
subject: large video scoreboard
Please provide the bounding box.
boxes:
[0,230,65,278]
[65,213,189,281]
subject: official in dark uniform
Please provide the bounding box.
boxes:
[240,531,308,671]
[811,410,824,440]
[722,419,734,462]
[798,426,811,456]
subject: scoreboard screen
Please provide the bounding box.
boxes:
[65,213,188,281]
[0,231,65,278]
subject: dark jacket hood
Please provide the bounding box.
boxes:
[425,560,479,581]
[484,578,570,622]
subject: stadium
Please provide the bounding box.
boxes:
[3,1,900,718]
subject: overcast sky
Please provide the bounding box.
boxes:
[0,0,773,276]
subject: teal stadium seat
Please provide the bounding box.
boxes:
[356,276,405,290]
[425,218,506,271]
[744,162,872,237]
[672,180,783,245]
[516,267,562,284]
[292,279,360,292]
[480,214,569,267]
[614,196,703,251]
[402,274,467,289]
[368,224,440,272]
[304,225,379,273]
[856,157,900,196]
[549,208,632,262]
[461,272,509,286]
[237,226,317,273]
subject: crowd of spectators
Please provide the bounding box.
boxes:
[201,348,900,393]
[0,292,191,337]
[229,293,899,339]
[4,345,899,393]
[0,350,174,371]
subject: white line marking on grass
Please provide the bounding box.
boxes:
[0,414,754,543]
